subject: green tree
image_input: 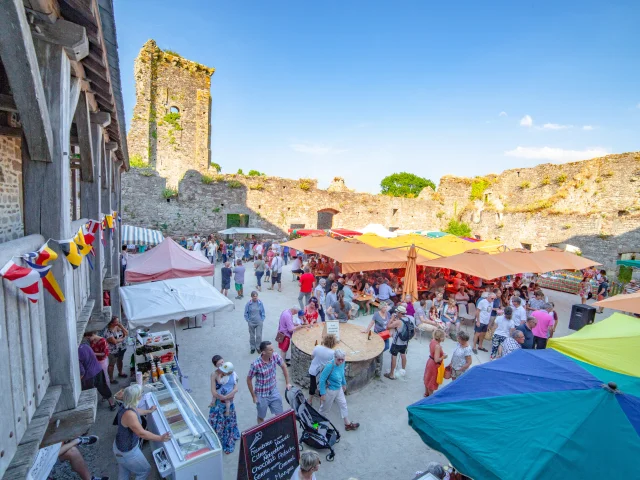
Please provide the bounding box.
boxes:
[210,162,221,172]
[444,219,472,237]
[237,168,244,175]
[380,172,436,198]
[247,169,265,176]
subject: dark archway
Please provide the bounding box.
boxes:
[317,208,339,230]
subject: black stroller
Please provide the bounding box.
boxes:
[285,386,341,461]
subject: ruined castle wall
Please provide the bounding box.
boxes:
[127,40,214,187]
[121,170,442,237]
[435,152,640,273]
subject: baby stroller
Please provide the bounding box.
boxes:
[285,386,341,461]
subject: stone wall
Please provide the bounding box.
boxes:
[435,152,640,273]
[0,135,23,242]
[127,40,214,187]
[121,169,442,237]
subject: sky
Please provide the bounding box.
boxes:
[113,0,640,193]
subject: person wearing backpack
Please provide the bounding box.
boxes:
[383,305,416,380]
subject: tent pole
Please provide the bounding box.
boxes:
[173,319,179,360]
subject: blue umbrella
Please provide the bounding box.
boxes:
[407,349,640,480]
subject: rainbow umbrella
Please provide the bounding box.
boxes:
[407,349,640,480]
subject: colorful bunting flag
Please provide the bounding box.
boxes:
[83,220,100,252]
[105,214,114,229]
[0,261,40,303]
[58,240,82,269]
[23,242,65,302]
[73,228,92,256]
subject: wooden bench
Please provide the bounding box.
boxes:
[4,386,61,479]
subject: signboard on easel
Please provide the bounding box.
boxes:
[323,320,340,341]
[237,410,300,480]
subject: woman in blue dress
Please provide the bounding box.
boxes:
[208,355,240,454]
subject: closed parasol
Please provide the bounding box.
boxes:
[402,245,419,301]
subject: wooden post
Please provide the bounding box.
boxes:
[80,120,103,316]
[22,39,79,411]
[101,146,113,278]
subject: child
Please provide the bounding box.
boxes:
[215,362,237,416]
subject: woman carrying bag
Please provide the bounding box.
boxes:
[318,349,360,431]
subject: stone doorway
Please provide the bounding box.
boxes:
[317,208,339,230]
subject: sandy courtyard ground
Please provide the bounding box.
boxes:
[52,260,613,480]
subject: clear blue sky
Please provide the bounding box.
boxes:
[113,0,640,193]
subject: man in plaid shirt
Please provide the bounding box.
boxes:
[247,340,292,424]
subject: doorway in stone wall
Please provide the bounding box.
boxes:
[317,209,339,230]
[227,213,249,228]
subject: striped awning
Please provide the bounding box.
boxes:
[122,225,165,246]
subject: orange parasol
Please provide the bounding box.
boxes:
[594,291,640,315]
[402,245,419,301]
[529,247,601,272]
[418,249,513,280]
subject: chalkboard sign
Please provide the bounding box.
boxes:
[237,410,300,480]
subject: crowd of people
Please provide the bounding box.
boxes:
[69,232,637,480]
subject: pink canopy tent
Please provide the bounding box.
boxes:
[125,237,214,283]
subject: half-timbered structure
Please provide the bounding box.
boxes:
[0,0,128,476]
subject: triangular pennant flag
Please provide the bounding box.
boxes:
[24,242,65,302]
[58,240,82,269]
[73,228,92,256]
[101,218,107,246]
[0,260,40,303]
[83,220,100,248]
[106,214,114,229]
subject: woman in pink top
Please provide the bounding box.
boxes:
[531,303,555,350]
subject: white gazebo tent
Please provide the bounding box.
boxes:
[120,276,234,359]
[217,227,276,235]
[358,223,397,238]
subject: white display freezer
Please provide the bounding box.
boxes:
[143,374,223,480]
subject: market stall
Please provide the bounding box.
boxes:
[120,277,234,378]
[122,224,165,247]
[537,271,596,294]
[144,373,224,479]
[125,237,214,283]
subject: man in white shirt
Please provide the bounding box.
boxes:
[473,292,494,354]
[511,297,527,326]
[268,253,284,292]
[254,241,263,259]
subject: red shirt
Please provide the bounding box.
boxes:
[90,337,110,359]
[299,273,315,293]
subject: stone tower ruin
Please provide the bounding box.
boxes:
[128,40,215,187]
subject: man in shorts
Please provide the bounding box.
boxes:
[383,305,416,380]
[473,292,495,354]
[246,341,292,424]
[268,251,284,292]
[220,261,232,297]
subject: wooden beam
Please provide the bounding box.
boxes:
[0,0,54,162]
[67,77,81,129]
[41,388,97,447]
[73,92,94,182]
[81,55,108,82]
[90,111,110,127]
[23,0,61,24]
[105,141,118,152]
[31,18,89,61]
[0,125,22,137]
[81,121,104,315]
[0,93,18,113]
[75,299,95,345]
[24,38,81,412]
[3,385,61,480]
